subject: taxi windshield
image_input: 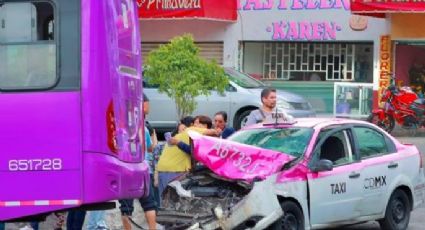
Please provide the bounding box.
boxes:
[228,128,313,158]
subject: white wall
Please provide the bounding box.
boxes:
[139,20,240,68]
[139,1,390,82]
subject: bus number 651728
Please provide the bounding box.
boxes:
[8,159,63,171]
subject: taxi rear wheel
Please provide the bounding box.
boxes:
[378,189,411,230]
[268,201,305,230]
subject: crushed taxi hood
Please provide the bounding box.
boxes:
[189,131,294,182]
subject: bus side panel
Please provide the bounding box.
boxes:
[82,152,149,203]
[0,93,82,221]
[81,0,142,157]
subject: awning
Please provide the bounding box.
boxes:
[137,0,237,22]
[351,0,425,18]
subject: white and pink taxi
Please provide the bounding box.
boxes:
[157,118,425,230]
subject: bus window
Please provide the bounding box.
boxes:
[0,2,56,90]
[113,0,137,54]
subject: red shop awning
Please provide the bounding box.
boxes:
[351,0,425,18]
[137,0,237,22]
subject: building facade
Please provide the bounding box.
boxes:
[139,0,389,115]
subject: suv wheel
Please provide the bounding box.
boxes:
[268,201,305,230]
[379,189,411,230]
[235,110,254,130]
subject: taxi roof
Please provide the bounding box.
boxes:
[245,117,369,130]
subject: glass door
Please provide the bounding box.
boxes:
[334,82,373,118]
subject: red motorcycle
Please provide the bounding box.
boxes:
[368,84,425,134]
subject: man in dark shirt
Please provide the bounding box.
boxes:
[214,111,235,139]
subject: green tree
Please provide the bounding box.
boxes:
[144,34,228,119]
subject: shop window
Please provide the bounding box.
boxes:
[113,0,137,54]
[0,2,56,90]
[247,42,373,82]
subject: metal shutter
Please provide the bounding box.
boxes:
[142,42,223,65]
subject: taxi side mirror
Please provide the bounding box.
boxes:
[311,159,333,172]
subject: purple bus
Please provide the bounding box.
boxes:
[0,0,149,221]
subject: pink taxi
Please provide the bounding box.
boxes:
[157,118,425,230]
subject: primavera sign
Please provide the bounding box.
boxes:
[138,0,201,10]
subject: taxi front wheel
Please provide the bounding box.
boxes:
[379,189,411,230]
[268,200,305,230]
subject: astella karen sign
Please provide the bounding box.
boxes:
[239,0,352,41]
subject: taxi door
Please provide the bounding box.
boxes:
[352,126,399,216]
[307,127,364,226]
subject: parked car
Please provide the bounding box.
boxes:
[158,117,425,230]
[143,68,315,131]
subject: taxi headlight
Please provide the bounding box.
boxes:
[277,99,293,110]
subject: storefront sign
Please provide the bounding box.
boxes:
[270,21,341,41]
[239,0,350,10]
[137,0,237,21]
[239,0,352,41]
[351,0,425,17]
[138,0,201,10]
[378,35,391,106]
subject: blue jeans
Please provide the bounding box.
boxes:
[30,222,39,230]
[86,211,108,230]
[151,174,160,208]
[158,172,183,205]
[0,222,5,230]
[66,210,86,230]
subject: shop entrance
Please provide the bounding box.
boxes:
[394,41,425,97]
[242,42,374,114]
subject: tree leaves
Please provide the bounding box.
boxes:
[144,34,228,119]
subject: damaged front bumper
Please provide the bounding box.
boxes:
[157,169,283,230]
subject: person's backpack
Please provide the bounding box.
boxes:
[257,109,267,124]
[145,120,154,136]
